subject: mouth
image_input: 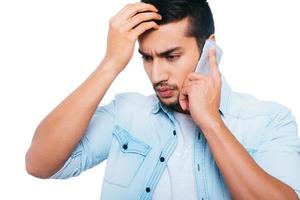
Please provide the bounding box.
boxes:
[156,88,175,98]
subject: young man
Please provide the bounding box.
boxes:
[26,0,300,199]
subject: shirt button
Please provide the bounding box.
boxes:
[173,130,176,135]
[146,187,151,192]
[197,164,200,172]
[122,144,128,150]
[160,157,165,162]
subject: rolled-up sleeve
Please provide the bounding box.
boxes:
[254,106,300,197]
[50,99,116,179]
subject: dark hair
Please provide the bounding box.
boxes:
[141,0,215,51]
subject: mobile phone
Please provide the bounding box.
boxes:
[194,39,223,76]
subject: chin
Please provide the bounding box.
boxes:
[157,95,179,107]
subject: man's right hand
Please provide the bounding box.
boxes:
[26,2,162,179]
[103,2,162,74]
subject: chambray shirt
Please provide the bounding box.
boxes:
[50,73,300,200]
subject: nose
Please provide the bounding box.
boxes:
[151,59,168,85]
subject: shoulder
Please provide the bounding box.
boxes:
[113,91,157,110]
[227,90,291,120]
[96,92,157,115]
[225,90,298,149]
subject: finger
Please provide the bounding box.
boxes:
[183,82,198,88]
[112,3,158,27]
[179,94,188,111]
[180,76,192,103]
[181,74,204,103]
[187,72,207,81]
[179,86,189,110]
[131,21,159,37]
[122,2,159,20]
[209,47,222,84]
[122,12,162,31]
[208,47,218,77]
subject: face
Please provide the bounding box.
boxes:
[138,17,201,113]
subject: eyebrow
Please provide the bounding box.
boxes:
[138,46,183,57]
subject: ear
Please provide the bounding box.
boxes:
[208,34,216,42]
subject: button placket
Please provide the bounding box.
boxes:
[194,128,207,200]
[139,129,177,200]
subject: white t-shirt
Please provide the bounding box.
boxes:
[152,111,198,200]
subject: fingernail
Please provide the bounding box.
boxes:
[181,103,186,110]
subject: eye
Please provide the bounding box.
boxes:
[141,55,153,62]
[166,55,180,61]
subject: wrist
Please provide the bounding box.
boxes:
[195,112,223,133]
[97,58,122,76]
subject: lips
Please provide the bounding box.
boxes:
[156,88,174,98]
[156,87,173,92]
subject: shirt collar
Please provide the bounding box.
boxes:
[151,72,231,117]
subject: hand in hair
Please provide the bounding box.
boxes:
[103,2,162,74]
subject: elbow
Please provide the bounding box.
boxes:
[25,149,52,179]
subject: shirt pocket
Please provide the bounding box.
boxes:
[104,125,152,187]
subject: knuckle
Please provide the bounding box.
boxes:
[143,21,151,27]
[132,2,140,6]
[150,21,156,25]
[198,74,206,80]
[125,3,133,8]
[135,14,142,22]
[199,79,206,83]
[147,12,157,18]
[139,12,151,20]
[190,84,196,90]
[188,72,196,79]
[143,22,153,28]
[109,19,117,28]
[108,17,113,24]
[118,26,125,33]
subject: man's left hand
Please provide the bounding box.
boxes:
[179,48,222,126]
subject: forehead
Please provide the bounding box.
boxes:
[138,17,193,54]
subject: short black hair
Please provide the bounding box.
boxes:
[141,0,215,51]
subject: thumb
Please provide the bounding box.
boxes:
[179,88,188,110]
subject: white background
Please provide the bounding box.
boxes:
[0,0,299,199]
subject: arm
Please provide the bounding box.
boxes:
[197,113,300,200]
[25,60,119,179]
[25,2,162,179]
[180,49,300,199]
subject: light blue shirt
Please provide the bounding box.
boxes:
[50,73,300,199]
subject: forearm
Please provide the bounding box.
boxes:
[26,59,119,178]
[197,116,299,200]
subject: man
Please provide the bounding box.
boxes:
[26,0,300,199]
